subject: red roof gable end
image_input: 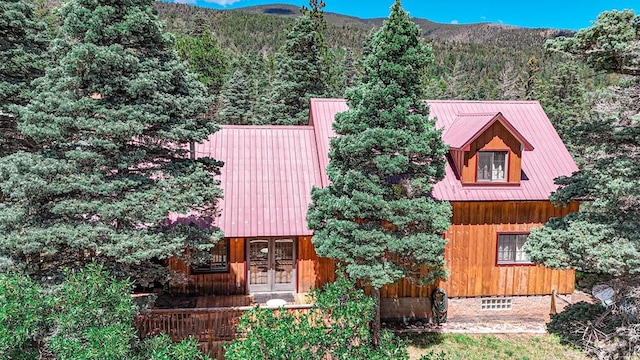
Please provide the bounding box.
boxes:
[443,112,534,152]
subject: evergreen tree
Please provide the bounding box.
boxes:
[307,0,451,345]
[0,0,222,283]
[218,67,253,125]
[526,10,640,278]
[535,61,589,149]
[0,0,48,156]
[264,13,327,125]
[174,30,228,97]
[0,265,211,358]
[342,49,361,89]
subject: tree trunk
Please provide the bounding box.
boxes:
[371,287,381,348]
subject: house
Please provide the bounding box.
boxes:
[167,98,579,320]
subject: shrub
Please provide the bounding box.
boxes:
[225,272,409,360]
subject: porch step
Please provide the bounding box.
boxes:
[252,292,295,305]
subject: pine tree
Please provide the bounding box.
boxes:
[307,0,451,345]
[535,61,589,149]
[264,13,327,125]
[174,30,228,97]
[0,0,48,156]
[342,49,361,89]
[0,0,222,283]
[218,67,253,125]
[526,10,640,278]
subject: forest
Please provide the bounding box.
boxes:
[1,0,639,358]
[151,1,620,150]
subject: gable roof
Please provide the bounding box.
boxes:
[310,98,578,203]
[191,125,322,237]
[188,99,577,237]
[443,112,534,152]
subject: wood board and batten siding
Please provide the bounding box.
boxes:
[168,236,336,295]
[441,201,578,297]
[297,236,336,293]
[169,238,246,295]
[459,120,522,184]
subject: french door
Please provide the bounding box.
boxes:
[247,238,296,293]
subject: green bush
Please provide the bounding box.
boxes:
[0,273,49,358]
[0,264,210,359]
[225,272,409,360]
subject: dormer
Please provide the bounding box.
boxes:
[443,112,534,185]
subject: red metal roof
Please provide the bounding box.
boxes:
[189,125,323,237]
[309,98,348,187]
[310,98,578,202]
[180,100,577,237]
[443,112,534,151]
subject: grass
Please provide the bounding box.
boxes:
[399,333,589,360]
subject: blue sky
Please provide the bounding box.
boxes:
[167,0,638,30]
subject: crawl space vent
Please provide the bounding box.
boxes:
[481,298,512,310]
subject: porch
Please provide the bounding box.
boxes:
[135,293,313,359]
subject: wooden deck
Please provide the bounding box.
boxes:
[136,293,313,359]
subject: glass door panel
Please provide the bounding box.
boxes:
[247,238,296,293]
[273,239,294,290]
[248,239,270,292]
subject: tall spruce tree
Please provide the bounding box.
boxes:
[0,0,48,156]
[535,61,590,151]
[307,0,451,345]
[264,11,327,125]
[0,0,222,283]
[218,67,253,125]
[525,10,640,278]
[174,30,228,97]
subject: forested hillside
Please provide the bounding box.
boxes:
[152,1,614,132]
[155,2,573,52]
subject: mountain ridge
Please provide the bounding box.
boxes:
[154,2,574,53]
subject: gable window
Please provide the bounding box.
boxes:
[497,233,532,265]
[477,151,507,182]
[191,239,230,273]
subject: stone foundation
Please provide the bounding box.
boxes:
[446,295,572,324]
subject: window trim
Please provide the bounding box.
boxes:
[476,150,509,183]
[495,232,534,267]
[190,238,231,274]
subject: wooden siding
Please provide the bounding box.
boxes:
[441,201,578,297]
[297,236,335,292]
[380,268,437,299]
[170,201,577,298]
[168,238,246,295]
[461,121,522,184]
[169,236,336,295]
[450,149,464,179]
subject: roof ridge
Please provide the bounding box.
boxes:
[220,125,314,130]
[456,112,501,117]
[309,98,542,104]
[309,98,348,102]
[427,100,540,104]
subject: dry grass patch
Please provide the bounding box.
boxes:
[400,333,589,360]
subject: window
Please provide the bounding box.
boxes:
[497,233,532,265]
[191,239,229,273]
[477,151,507,182]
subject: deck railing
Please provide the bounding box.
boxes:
[135,304,314,359]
